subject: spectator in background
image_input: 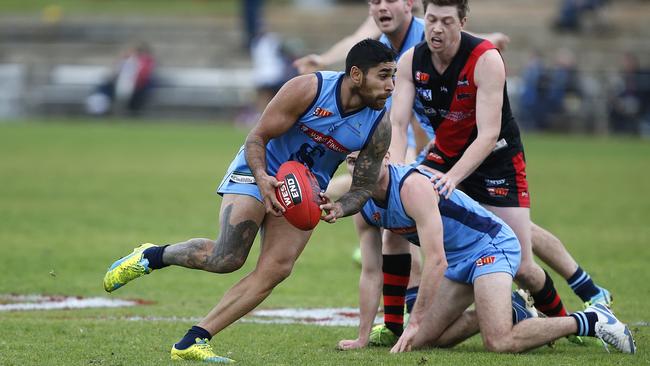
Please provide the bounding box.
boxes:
[546,48,583,125]
[609,52,650,135]
[518,48,584,131]
[86,42,156,116]
[518,50,549,130]
[238,31,298,127]
[242,0,264,51]
[553,0,608,32]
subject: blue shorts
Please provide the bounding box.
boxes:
[217,149,263,202]
[444,229,521,284]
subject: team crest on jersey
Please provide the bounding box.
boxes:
[476,256,496,266]
[313,107,333,118]
[415,71,430,83]
[416,87,432,101]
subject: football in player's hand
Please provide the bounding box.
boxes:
[275,161,322,231]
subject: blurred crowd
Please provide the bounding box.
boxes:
[234,0,649,136]
[517,48,650,135]
[73,0,649,137]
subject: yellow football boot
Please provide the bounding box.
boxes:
[103,243,155,292]
[171,338,235,363]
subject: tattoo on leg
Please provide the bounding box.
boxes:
[210,204,259,272]
[163,204,259,273]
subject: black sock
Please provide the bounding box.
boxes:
[175,326,212,350]
[531,270,568,317]
[405,286,419,314]
[143,245,169,270]
[570,311,598,337]
[567,266,600,302]
[382,253,411,337]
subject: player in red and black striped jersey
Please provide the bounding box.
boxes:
[389,0,611,326]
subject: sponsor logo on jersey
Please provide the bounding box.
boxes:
[492,138,508,152]
[457,76,469,86]
[476,256,496,266]
[426,152,445,164]
[278,174,303,207]
[415,71,430,83]
[484,178,506,186]
[229,172,256,184]
[298,123,350,154]
[372,212,381,222]
[487,187,509,197]
[390,226,418,235]
[416,87,432,101]
[423,107,437,116]
[443,110,474,122]
[440,86,448,93]
[456,93,473,100]
[313,107,333,117]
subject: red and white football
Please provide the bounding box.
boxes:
[275,161,322,231]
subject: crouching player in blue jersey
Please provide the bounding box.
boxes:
[102,39,396,363]
[326,152,636,354]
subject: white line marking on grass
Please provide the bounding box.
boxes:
[243,307,382,327]
[117,308,383,327]
[632,321,649,327]
[0,294,142,311]
[1,294,383,328]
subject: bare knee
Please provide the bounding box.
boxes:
[483,335,521,353]
[255,260,294,289]
[514,261,543,291]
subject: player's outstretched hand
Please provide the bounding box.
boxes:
[258,174,285,216]
[319,192,343,223]
[293,54,324,75]
[390,323,418,353]
[337,338,368,351]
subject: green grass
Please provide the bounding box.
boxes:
[0,120,649,365]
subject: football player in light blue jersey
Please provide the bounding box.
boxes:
[330,152,635,354]
[295,1,510,316]
[102,39,397,363]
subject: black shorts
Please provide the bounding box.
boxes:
[419,147,530,208]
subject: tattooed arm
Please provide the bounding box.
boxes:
[320,114,391,222]
[245,74,318,216]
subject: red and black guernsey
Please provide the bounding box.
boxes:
[411,32,522,161]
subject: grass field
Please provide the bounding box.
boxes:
[0,119,649,365]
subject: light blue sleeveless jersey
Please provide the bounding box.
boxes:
[379,17,434,144]
[360,164,510,266]
[221,71,385,191]
[378,16,425,60]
